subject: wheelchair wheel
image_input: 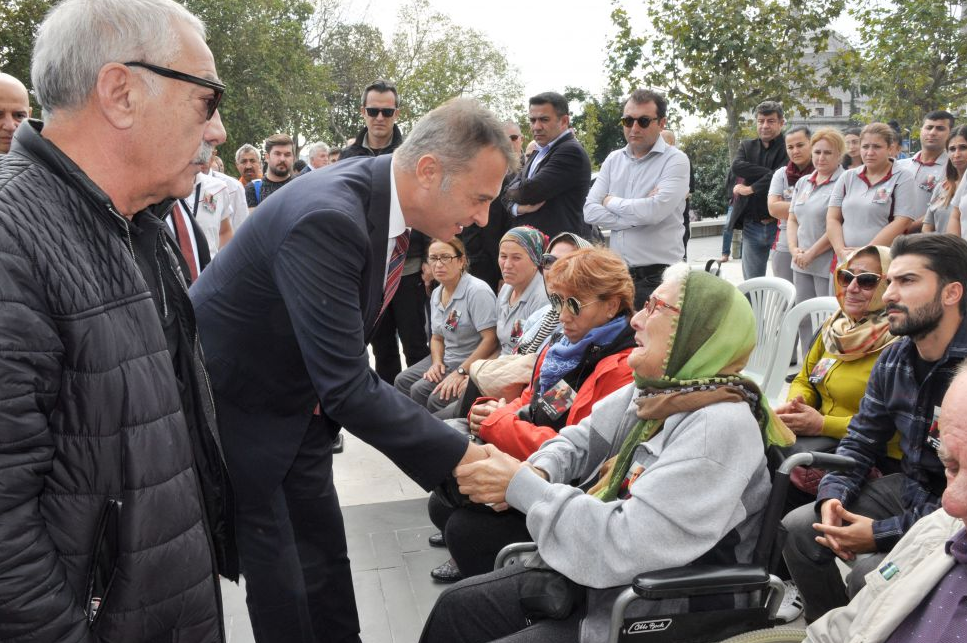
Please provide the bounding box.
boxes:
[718,627,808,643]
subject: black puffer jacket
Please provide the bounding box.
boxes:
[0,122,233,642]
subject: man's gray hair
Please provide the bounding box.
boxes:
[306,141,329,158]
[395,98,518,188]
[235,144,261,164]
[31,0,205,114]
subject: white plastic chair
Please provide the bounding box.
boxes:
[736,277,796,387]
[762,297,840,402]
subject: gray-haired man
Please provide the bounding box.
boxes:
[0,0,233,640]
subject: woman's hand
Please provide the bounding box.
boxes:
[432,370,468,401]
[422,362,446,383]
[468,398,507,436]
[777,396,824,436]
[455,444,524,505]
[793,248,811,270]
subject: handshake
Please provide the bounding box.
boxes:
[448,442,544,511]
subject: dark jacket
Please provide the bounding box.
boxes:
[340,124,404,159]
[728,135,788,230]
[0,121,234,643]
[502,131,592,240]
[190,155,470,503]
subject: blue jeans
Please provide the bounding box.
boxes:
[741,219,778,280]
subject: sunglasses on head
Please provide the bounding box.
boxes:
[509,134,521,141]
[837,270,884,290]
[365,107,397,118]
[548,293,600,316]
[125,61,225,120]
[619,115,658,129]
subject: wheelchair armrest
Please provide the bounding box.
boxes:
[632,564,771,599]
[494,542,539,569]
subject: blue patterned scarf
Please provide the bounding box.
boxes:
[538,315,628,395]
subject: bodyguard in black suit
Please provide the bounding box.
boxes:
[502,92,592,240]
[190,99,516,643]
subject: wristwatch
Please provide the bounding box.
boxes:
[457,366,468,376]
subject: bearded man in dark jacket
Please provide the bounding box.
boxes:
[0,0,236,641]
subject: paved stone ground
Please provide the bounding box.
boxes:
[221,232,805,642]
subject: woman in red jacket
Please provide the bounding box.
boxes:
[428,247,637,582]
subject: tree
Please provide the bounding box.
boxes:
[386,0,523,127]
[833,0,967,130]
[183,0,331,164]
[608,0,845,158]
[0,0,54,94]
[564,86,627,169]
[680,127,731,219]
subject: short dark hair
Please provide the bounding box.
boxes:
[891,233,967,315]
[264,133,294,155]
[361,79,398,108]
[293,159,307,173]
[843,127,862,137]
[786,124,811,140]
[627,89,667,119]
[529,92,568,117]
[755,101,783,120]
[925,110,955,129]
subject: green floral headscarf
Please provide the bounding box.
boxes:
[595,270,794,500]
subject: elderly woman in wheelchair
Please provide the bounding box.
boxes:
[419,265,797,643]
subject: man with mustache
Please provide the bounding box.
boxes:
[246,132,296,212]
[782,233,967,622]
[0,0,235,640]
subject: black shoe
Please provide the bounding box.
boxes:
[332,433,344,454]
[430,558,464,583]
[428,532,446,548]
[784,372,797,384]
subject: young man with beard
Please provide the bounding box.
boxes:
[245,132,295,212]
[782,233,967,623]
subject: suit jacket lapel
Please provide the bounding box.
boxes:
[363,155,393,339]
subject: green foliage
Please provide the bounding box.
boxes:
[680,127,730,219]
[608,0,844,158]
[565,86,626,168]
[0,0,54,95]
[832,0,967,129]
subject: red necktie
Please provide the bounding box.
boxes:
[379,230,410,320]
[172,203,199,282]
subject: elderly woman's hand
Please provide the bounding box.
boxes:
[777,397,824,436]
[455,444,525,505]
[468,398,507,436]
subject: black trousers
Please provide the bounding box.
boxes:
[370,271,430,383]
[234,415,360,643]
[630,264,669,310]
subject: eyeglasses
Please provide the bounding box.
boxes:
[540,253,558,270]
[548,293,601,316]
[509,134,521,141]
[427,254,461,265]
[365,107,397,118]
[125,61,225,120]
[620,115,658,129]
[836,270,884,291]
[644,295,680,316]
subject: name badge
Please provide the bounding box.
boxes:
[808,357,837,384]
[872,187,892,204]
[539,379,577,421]
[919,175,938,192]
[783,186,795,201]
[796,187,811,205]
[444,309,461,332]
[619,459,647,499]
[926,405,942,452]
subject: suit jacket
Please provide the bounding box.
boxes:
[502,131,592,240]
[189,155,468,500]
[728,135,788,229]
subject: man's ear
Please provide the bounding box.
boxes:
[415,154,441,190]
[95,63,138,130]
[943,281,964,309]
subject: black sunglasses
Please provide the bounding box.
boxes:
[837,270,884,291]
[620,115,658,129]
[509,134,521,141]
[365,107,397,118]
[548,293,601,316]
[125,61,225,120]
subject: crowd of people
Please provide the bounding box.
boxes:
[3,1,967,643]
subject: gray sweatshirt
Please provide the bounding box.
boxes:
[506,382,771,642]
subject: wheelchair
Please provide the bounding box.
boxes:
[494,451,857,643]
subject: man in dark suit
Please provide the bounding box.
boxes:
[502,92,591,240]
[727,100,789,279]
[190,98,514,643]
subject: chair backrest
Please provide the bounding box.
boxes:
[761,297,839,402]
[736,277,797,387]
